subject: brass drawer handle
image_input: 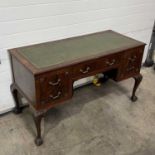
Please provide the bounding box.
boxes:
[49,78,61,86]
[127,66,135,71]
[106,59,116,66]
[49,91,61,100]
[128,56,137,62]
[80,66,90,74]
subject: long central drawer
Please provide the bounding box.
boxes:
[72,53,121,79]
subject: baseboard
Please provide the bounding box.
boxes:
[0,105,14,115]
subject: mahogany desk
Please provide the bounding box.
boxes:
[8,30,146,146]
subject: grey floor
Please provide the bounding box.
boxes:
[0,68,155,155]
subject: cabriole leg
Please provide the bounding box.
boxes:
[131,74,143,102]
[34,113,44,146]
[10,83,22,114]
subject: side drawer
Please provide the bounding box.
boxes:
[120,46,144,79]
[37,69,71,105]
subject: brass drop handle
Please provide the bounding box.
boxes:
[49,91,61,100]
[128,56,137,62]
[127,66,135,71]
[49,78,61,86]
[80,66,90,74]
[106,59,116,66]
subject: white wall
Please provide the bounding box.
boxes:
[0,0,155,114]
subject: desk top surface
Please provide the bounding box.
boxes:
[17,30,144,69]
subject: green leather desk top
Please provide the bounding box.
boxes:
[18,30,144,69]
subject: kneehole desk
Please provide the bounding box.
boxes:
[8,30,146,146]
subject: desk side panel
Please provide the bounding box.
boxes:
[11,55,36,105]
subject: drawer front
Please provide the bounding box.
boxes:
[38,69,71,104]
[72,53,121,79]
[121,47,144,78]
[98,53,121,68]
[72,60,98,79]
